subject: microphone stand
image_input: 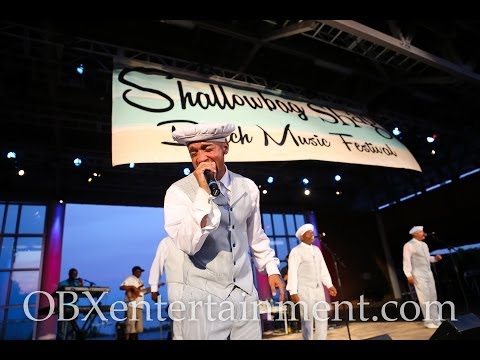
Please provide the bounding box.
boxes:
[430,233,470,313]
[320,239,352,340]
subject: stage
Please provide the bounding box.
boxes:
[264,321,437,340]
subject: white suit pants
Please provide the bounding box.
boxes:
[180,285,261,340]
[413,272,439,324]
[298,286,330,340]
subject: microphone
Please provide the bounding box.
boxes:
[80,278,96,286]
[204,170,220,197]
[428,231,453,250]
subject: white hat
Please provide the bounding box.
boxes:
[172,123,236,145]
[295,223,314,240]
[409,225,423,235]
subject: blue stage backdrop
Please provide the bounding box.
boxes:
[61,203,170,339]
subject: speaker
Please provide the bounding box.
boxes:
[430,313,480,340]
[365,334,392,340]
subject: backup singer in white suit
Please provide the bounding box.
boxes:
[164,123,285,340]
[403,225,442,329]
[287,224,337,340]
[149,236,186,340]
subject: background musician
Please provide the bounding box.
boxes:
[120,266,151,340]
[56,268,83,340]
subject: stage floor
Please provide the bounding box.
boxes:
[264,321,437,340]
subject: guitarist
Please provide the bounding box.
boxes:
[120,266,151,340]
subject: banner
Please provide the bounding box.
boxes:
[112,59,421,171]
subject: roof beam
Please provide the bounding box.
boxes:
[321,20,480,83]
[263,20,319,42]
[194,21,376,80]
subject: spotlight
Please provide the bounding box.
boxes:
[302,178,309,185]
[336,191,341,195]
[431,149,436,155]
[267,176,274,184]
[304,189,310,196]
[76,64,84,75]
[262,189,268,195]
[392,127,401,136]
[7,151,16,159]
[59,200,64,204]
[183,168,191,176]
[427,136,435,143]
[73,158,82,167]
[334,175,341,181]
[18,169,25,176]
[129,163,135,169]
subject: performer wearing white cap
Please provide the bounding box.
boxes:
[148,236,186,340]
[286,223,337,340]
[403,226,443,329]
[164,122,285,340]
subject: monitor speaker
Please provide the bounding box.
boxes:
[365,334,392,340]
[430,313,480,340]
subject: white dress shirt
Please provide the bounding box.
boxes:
[120,275,145,308]
[164,167,279,276]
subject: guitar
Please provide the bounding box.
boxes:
[125,283,165,301]
[126,286,149,301]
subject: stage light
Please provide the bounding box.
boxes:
[335,191,341,195]
[76,64,84,75]
[392,127,401,136]
[183,168,191,176]
[302,178,309,185]
[431,149,436,155]
[267,176,274,184]
[262,189,268,195]
[73,158,82,167]
[18,169,25,176]
[129,163,135,169]
[334,175,341,181]
[59,200,64,204]
[427,136,435,143]
[88,177,93,183]
[304,189,310,196]
[459,168,480,179]
[7,151,16,159]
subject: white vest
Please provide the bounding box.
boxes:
[295,245,324,289]
[173,171,254,300]
[406,239,433,278]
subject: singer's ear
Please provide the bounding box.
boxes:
[223,141,229,155]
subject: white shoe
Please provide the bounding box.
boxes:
[425,322,440,329]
